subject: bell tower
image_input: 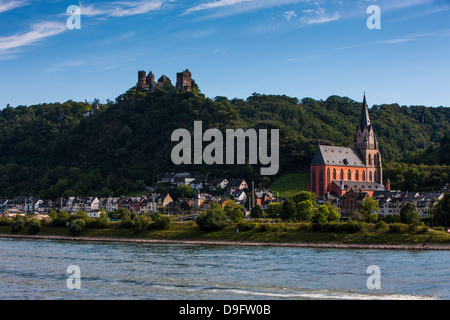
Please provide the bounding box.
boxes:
[353,94,383,184]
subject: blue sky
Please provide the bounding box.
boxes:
[0,0,449,108]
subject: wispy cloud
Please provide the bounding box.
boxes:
[284,10,297,21]
[0,0,27,14]
[80,0,168,18]
[0,21,66,53]
[182,0,252,15]
[181,0,309,17]
[300,7,339,25]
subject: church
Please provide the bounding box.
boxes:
[309,95,387,198]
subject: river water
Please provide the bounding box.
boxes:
[0,237,448,300]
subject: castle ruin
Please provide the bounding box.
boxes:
[136,69,194,92]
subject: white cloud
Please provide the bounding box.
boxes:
[182,0,253,15]
[301,12,339,25]
[284,10,297,21]
[299,6,340,25]
[0,21,66,52]
[81,0,168,18]
[0,0,27,14]
[182,0,309,16]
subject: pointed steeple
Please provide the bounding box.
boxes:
[360,94,371,130]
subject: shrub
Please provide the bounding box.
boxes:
[27,220,41,235]
[196,204,229,231]
[0,217,12,226]
[321,222,344,233]
[51,211,70,227]
[297,222,312,232]
[344,221,364,233]
[11,217,25,233]
[237,220,257,231]
[375,220,387,231]
[152,214,172,230]
[68,219,85,236]
[258,223,286,232]
[389,223,405,233]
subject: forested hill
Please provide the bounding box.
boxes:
[0,86,448,198]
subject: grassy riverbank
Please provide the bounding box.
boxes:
[1,221,450,248]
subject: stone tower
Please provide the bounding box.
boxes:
[353,94,383,184]
[137,71,147,89]
[176,69,192,91]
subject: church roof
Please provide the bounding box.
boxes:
[332,180,386,192]
[310,145,366,167]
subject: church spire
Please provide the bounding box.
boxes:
[360,94,371,130]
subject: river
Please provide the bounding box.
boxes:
[0,237,448,300]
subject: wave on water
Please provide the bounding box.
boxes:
[207,288,436,300]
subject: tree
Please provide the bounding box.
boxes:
[196,204,229,231]
[360,197,380,222]
[400,202,421,225]
[28,219,41,234]
[291,191,317,204]
[223,200,244,222]
[432,194,450,227]
[68,219,85,236]
[296,200,314,221]
[250,205,264,219]
[152,214,172,230]
[311,206,328,225]
[11,216,25,233]
[281,199,296,221]
[326,203,341,222]
[265,203,283,219]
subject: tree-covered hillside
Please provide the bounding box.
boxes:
[0,86,448,198]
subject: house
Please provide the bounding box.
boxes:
[340,189,369,217]
[139,194,173,214]
[254,190,273,207]
[226,179,248,193]
[173,173,196,186]
[84,197,99,212]
[231,190,247,204]
[209,178,228,191]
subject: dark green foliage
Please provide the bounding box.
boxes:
[250,205,264,219]
[281,199,296,221]
[0,91,448,198]
[400,202,421,225]
[237,220,257,231]
[432,194,450,227]
[68,219,85,236]
[196,204,229,231]
[27,219,42,234]
[11,217,24,233]
[152,214,172,230]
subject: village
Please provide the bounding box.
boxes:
[0,170,448,225]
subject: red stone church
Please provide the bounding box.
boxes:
[309,95,388,198]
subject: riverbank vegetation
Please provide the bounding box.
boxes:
[1,212,449,245]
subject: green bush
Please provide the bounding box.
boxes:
[152,214,172,230]
[258,223,286,232]
[27,220,41,235]
[11,217,25,233]
[68,219,85,236]
[297,222,312,232]
[344,221,364,233]
[375,220,387,231]
[0,217,12,226]
[237,220,257,231]
[389,223,405,233]
[321,222,344,233]
[196,204,229,231]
